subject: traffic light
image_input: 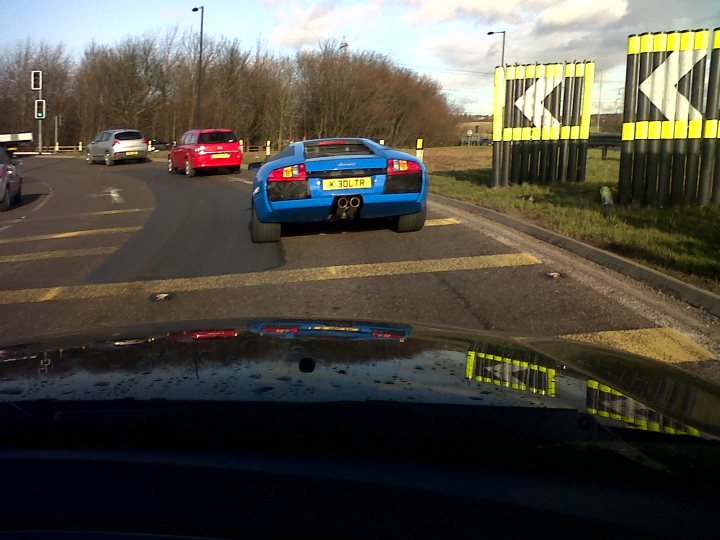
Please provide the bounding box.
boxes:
[34,99,46,120]
[31,70,42,90]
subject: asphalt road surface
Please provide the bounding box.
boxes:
[1,155,718,372]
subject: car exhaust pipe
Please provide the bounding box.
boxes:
[332,195,361,220]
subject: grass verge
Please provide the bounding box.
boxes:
[426,147,720,294]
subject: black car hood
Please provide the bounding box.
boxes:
[1,317,719,439]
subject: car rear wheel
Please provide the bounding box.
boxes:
[0,187,10,212]
[185,159,196,178]
[394,206,426,233]
[12,182,22,204]
[167,158,175,174]
[251,205,281,243]
[104,153,114,166]
[228,166,240,174]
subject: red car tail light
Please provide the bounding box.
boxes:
[268,163,307,182]
[113,139,120,146]
[387,159,422,175]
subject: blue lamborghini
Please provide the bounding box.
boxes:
[250,138,427,242]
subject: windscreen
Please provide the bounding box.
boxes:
[199,132,237,143]
[304,140,374,158]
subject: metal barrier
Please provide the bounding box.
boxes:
[588,132,621,159]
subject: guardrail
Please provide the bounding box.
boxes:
[588,132,621,159]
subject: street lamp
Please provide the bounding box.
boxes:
[487,30,506,67]
[192,6,204,128]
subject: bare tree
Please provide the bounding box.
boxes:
[3,31,460,149]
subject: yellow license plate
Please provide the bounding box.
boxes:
[212,153,230,159]
[322,177,371,190]
[126,151,139,156]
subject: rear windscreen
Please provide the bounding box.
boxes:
[198,132,237,143]
[115,131,143,140]
[304,140,374,158]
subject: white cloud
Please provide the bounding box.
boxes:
[536,0,627,29]
[402,0,554,24]
[268,1,382,48]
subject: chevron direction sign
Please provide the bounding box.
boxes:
[619,28,720,206]
[586,380,700,436]
[465,346,557,397]
[491,61,595,188]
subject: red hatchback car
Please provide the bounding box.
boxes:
[168,129,243,177]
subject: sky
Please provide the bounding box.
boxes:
[3,0,720,115]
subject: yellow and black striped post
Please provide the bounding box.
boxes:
[491,61,595,187]
[645,33,668,205]
[700,29,720,205]
[492,66,505,188]
[671,31,694,205]
[620,28,719,206]
[657,32,679,207]
[700,28,720,204]
[685,31,709,205]
[619,36,640,205]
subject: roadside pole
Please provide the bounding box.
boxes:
[38,87,42,154]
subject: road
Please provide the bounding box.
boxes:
[1,155,718,372]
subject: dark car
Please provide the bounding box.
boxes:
[0,147,22,211]
[250,138,428,242]
[150,140,170,151]
[0,317,718,539]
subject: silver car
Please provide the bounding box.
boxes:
[0,147,22,212]
[86,129,148,166]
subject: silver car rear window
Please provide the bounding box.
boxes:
[115,131,143,140]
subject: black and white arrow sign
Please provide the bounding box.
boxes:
[514,77,562,127]
[638,49,707,120]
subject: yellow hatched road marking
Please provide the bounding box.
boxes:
[0,246,118,263]
[425,217,461,227]
[561,327,716,364]
[0,253,542,305]
[0,227,141,245]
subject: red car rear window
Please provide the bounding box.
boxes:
[198,132,237,144]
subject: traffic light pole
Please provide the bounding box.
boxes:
[38,86,43,155]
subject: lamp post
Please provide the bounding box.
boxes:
[192,6,204,128]
[487,30,506,67]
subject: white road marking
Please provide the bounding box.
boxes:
[30,182,53,213]
[90,187,125,204]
